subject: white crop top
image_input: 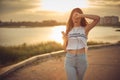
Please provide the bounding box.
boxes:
[66,26,88,50]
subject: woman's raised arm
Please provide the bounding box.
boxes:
[79,14,100,35]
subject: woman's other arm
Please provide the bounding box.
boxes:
[61,31,68,52]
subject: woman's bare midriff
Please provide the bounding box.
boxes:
[67,48,86,54]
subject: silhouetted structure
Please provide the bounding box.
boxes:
[0,16,120,28]
[0,20,66,28]
[98,16,120,26]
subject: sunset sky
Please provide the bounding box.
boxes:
[0,0,120,22]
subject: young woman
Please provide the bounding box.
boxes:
[62,8,100,80]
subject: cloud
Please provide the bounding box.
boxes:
[0,10,68,22]
[88,0,120,7]
[0,0,68,21]
[0,0,39,14]
[0,0,120,21]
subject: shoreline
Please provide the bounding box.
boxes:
[0,40,114,47]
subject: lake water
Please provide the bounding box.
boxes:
[0,25,120,46]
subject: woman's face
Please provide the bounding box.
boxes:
[72,11,81,24]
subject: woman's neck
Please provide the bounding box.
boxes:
[74,23,81,27]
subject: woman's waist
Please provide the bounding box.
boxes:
[66,44,87,50]
[67,48,86,54]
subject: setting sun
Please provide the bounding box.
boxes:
[41,0,89,12]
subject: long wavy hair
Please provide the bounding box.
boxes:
[66,8,87,35]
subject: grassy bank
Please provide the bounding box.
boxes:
[0,41,63,67]
[87,41,110,45]
[0,41,115,67]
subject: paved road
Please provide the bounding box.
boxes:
[3,44,120,80]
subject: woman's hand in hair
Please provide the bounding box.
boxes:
[74,13,84,19]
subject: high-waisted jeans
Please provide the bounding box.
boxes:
[64,52,88,80]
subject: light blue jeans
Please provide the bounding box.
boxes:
[64,52,88,80]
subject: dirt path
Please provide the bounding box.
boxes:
[3,44,120,80]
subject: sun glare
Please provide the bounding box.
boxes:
[51,26,66,44]
[41,0,89,12]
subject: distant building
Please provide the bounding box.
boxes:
[99,17,104,24]
[99,16,119,25]
[111,16,119,24]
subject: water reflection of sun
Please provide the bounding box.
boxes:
[51,26,66,44]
